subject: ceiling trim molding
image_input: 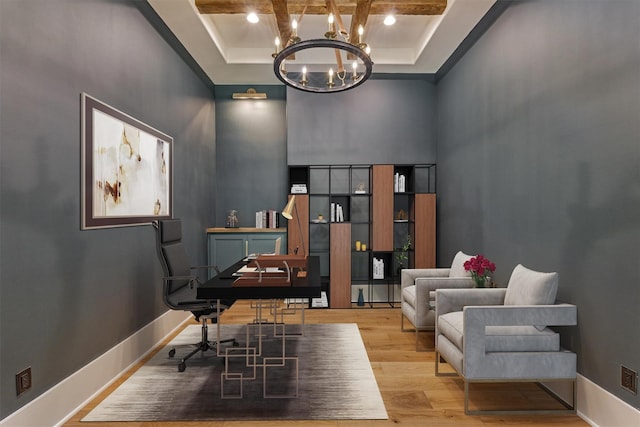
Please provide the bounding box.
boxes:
[135,1,215,90]
[435,0,510,82]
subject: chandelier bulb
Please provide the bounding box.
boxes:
[290,18,301,44]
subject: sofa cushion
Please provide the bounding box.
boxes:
[504,264,558,306]
[438,311,560,352]
[449,251,474,278]
[438,311,465,350]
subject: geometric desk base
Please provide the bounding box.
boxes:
[218,299,305,399]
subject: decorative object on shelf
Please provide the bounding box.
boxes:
[226,210,239,228]
[463,254,496,288]
[395,209,408,222]
[355,182,366,194]
[312,212,327,223]
[361,243,367,251]
[395,235,412,275]
[355,240,361,251]
[394,172,406,192]
[272,7,373,93]
[357,288,365,306]
[373,257,385,279]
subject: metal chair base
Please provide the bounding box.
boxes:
[436,350,577,415]
[400,313,433,352]
[169,317,237,372]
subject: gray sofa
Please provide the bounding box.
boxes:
[435,264,577,415]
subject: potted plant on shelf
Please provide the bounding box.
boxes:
[394,235,412,276]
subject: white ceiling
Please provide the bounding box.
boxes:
[147,0,496,85]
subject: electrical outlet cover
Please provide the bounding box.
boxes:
[621,365,637,395]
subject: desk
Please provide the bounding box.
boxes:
[198,256,321,399]
[197,255,321,301]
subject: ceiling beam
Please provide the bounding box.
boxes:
[349,0,371,45]
[195,0,447,16]
[272,0,292,48]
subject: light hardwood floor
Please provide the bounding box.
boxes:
[66,300,588,427]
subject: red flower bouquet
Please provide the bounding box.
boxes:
[463,255,496,287]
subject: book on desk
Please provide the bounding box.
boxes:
[232,254,308,287]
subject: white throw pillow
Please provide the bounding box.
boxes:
[504,264,558,306]
[504,264,558,331]
[449,251,474,278]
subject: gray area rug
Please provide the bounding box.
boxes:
[83,323,387,421]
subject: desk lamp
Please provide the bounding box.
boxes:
[281,195,306,256]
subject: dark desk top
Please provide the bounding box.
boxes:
[197,255,322,300]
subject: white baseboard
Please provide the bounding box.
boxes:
[577,374,640,427]
[0,310,190,427]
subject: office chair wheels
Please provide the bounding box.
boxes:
[168,348,176,358]
[178,361,186,372]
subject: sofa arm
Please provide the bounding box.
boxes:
[463,304,578,379]
[401,268,450,289]
[415,277,476,310]
[463,304,577,328]
[435,288,507,317]
[415,277,475,293]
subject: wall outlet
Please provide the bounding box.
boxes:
[621,365,637,395]
[16,367,32,396]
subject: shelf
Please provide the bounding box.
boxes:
[288,164,435,308]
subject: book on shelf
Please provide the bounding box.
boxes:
[394,173,406,192]
[291,184,307,194]
[255,209,279,228]
[330,203,344,222]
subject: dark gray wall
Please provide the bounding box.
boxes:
[436,0,640,408]
[214,86,288,228]
[0,0,216,418]
[287,79,437,165]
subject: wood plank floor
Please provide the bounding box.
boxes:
[66,301,588,427]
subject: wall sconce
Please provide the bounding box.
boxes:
[232,88,267,100]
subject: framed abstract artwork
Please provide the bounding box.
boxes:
[81,93,172,229]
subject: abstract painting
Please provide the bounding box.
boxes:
[81,93,172,229]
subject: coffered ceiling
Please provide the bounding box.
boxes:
[147,0,496,85]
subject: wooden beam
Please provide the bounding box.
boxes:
[272,0,292,49]
[195,0,447,16]
[349,0,371,46]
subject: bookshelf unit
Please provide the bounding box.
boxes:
[288,164,435,308]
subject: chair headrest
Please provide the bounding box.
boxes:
[159,219,182,244]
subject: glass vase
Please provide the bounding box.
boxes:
[474,276,488,288]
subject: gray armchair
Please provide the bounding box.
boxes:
[435,264,577,415]
[401,251,476,349]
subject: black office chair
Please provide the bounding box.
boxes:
[154,219,236,372]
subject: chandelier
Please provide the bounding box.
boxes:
[272,11,373,94]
